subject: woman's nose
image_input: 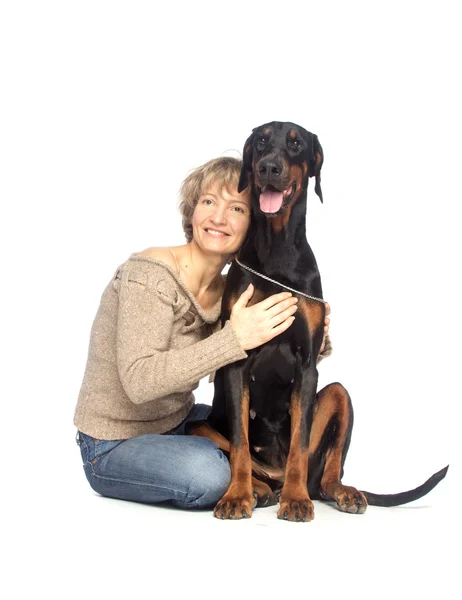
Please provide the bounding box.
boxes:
[210,204,227,224]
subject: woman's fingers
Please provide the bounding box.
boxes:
[230,289,297,350]
[265,295,298,318]
[231,290,331,351]
[257,291,294,311]
[324,302,330,334]
[233,284,254,310]
[268,304,298,328]
[267,316,296,338]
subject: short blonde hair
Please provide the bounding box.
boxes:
[179,156,244,243]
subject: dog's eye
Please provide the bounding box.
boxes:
[290,139,302,149]
[256,136,266,150]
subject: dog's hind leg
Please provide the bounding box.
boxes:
[309,382,367,514]
[187,421,230,451]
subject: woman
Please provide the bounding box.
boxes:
[74,157,331,510]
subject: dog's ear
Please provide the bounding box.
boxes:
[309,134,324,203]
[238,131,255,192]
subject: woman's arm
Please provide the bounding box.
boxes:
[116,272,247,404]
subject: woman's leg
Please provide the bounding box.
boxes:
[76,404,230,510]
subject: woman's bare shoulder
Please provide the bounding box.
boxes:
[134,247,179,273]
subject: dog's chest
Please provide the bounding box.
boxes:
[247,339,297,421]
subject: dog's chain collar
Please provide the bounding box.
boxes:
[234,257,325,304]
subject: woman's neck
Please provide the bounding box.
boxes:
[174,242,228,298]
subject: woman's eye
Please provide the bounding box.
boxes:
[202,198,213,205]
[231,206,245,214]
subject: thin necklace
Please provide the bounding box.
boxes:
[234,257,325,304]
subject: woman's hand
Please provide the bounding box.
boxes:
[320,302,331,354]
[230,284,298,351]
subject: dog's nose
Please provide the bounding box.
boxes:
[259,161,282,178]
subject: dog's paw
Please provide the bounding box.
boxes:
[277,497,314,522]
[214,493,257,520]
[252,479,278,508]
[323,483,367,514]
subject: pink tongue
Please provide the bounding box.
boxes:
[259,189,284,213]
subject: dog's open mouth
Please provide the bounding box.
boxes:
[259,183,296,214]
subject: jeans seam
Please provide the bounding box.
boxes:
[80,437,89,461]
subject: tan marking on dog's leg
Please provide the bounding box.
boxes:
[214,387,255,519]
[312,383,367,514]
[189,422,230,452]
[277,398,314,522]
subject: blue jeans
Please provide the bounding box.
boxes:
[76,404,230,510]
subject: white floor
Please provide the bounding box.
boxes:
[7,445,458,600]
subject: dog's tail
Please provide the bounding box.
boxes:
[361,465,449,507]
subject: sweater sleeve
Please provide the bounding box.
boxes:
[316,334,333,364]
[116,265,247,405]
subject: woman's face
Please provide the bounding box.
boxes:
[191,180,251,258]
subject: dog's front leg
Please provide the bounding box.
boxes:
[214,362,255,520]
[278,360,318,522]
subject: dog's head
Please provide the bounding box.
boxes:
[238,121,323,218]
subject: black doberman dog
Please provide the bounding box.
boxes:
[189,121,448,521]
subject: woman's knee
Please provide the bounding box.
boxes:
[173,438,230,510]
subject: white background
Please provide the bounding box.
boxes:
[1,1,461,598]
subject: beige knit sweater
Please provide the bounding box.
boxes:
[74,253,332,440]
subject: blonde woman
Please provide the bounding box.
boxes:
[74,157,331,509]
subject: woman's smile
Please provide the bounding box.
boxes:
[205,228,229,237]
